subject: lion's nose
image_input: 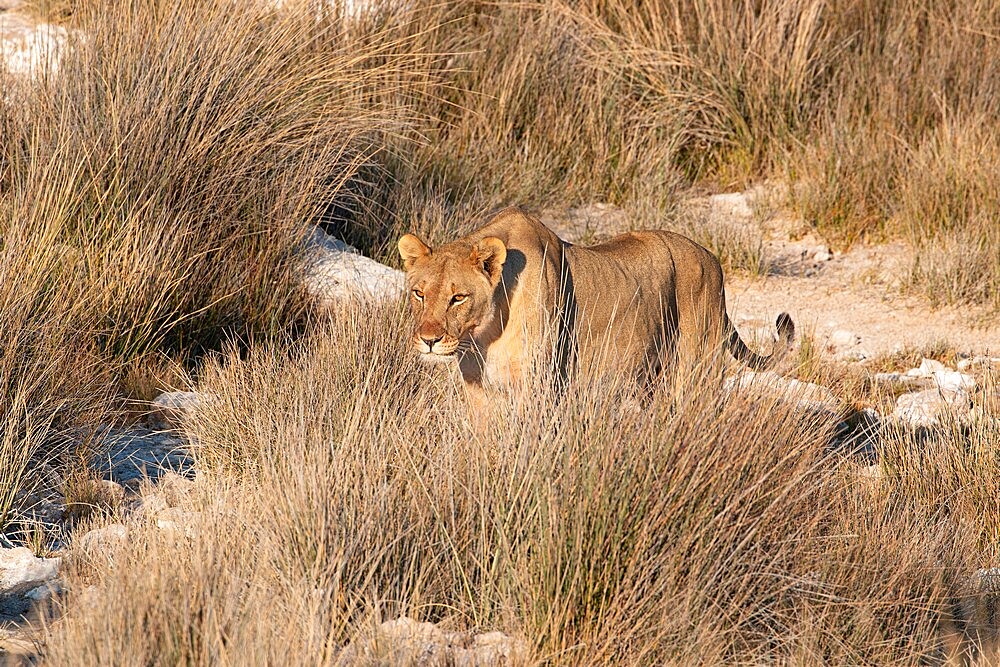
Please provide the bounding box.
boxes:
[420,334,443,350]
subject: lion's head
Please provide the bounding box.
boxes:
[397,233,507,360]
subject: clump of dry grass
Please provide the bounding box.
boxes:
[37,303,996,664]
[0,0,430,514]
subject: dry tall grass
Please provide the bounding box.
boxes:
[0,0,425,527]
[37,305,997,664]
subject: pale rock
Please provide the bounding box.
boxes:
[155,508,202,540]
[25,579,62,601]
[724,370,840,415]
[873,372,926,389]
[836,348,869,362]
[900,359,976,395]
[707,192,753,221]
[0,547,60,594]
[454,631,528,667]
[0,628,36,663]
[74,478,126,508]
[266,0,377,19]
[931,370,976,395]
[137,492,169,519]
[829,329,860,348]
[958,356,1000,372]
[812,246,834,262]
[346,617,525,666]
[856,463,883,485]
[893,389,971,428]
[156,471,196,506]
[906,358,948,377]
[960,567,1000,635]
[302,228,404,305]
[0,14,69,79]
[76,524,128,558]
[149,391,204,429]
[375,616,450,661]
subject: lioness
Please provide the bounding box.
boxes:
[398,207,793,410]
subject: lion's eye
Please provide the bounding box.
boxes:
[450,294,468,305]
[412,289,424,301]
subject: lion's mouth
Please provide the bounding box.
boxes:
[413,337,461,357]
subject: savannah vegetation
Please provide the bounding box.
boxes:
[2,0,999,663]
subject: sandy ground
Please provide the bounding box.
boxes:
[727,241,1000,359]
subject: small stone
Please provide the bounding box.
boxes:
[931,370,976,395]
[25,580,62,602]
[156,471,196,506]
[829,329,860,348]
[0,16,71,79]
[957,356,1000,372]
[813,248,834,262]
[76,524,128,558]
[0,547,60,594]
[155,508,202,540]
[454,631,527,666]
[836,348,870,363]
[367,616,455,662]
[137,492,169,518]
[893,389,971,428]
[960,567,1000,634]
[906,358,948,377]
[874,372,912,386]
[149,391,205,429]
[72,478,126,508]
[856,464,883,484]
[707,192,753,220]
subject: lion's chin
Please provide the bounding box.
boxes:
[417,351,457,365]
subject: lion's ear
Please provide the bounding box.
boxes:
[398,234,431,271]
[472,237,507,286]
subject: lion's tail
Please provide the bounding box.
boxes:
[725,312,795,370]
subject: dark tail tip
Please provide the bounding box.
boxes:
[775,312,795,347]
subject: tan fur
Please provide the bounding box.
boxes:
[398,207,794,409]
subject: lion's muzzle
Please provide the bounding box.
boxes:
[412,333,460,357]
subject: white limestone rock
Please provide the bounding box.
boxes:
[0,547,60,594]
[149,391,205,429]
[724,370,840,415]
[893,388,971,428]
[829,329,861,349]
[812,247,834,262]
[906,358,948,377]
[707,192,753,221]
[76,524,128,559]
[155,508,202,540]
[302,228,404,305]
[957,356,1000,372]
[1,13,69,79]
[340,617,526,666]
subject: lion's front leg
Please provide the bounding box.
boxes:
[457,349,496,430]
[462,379,494,427]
